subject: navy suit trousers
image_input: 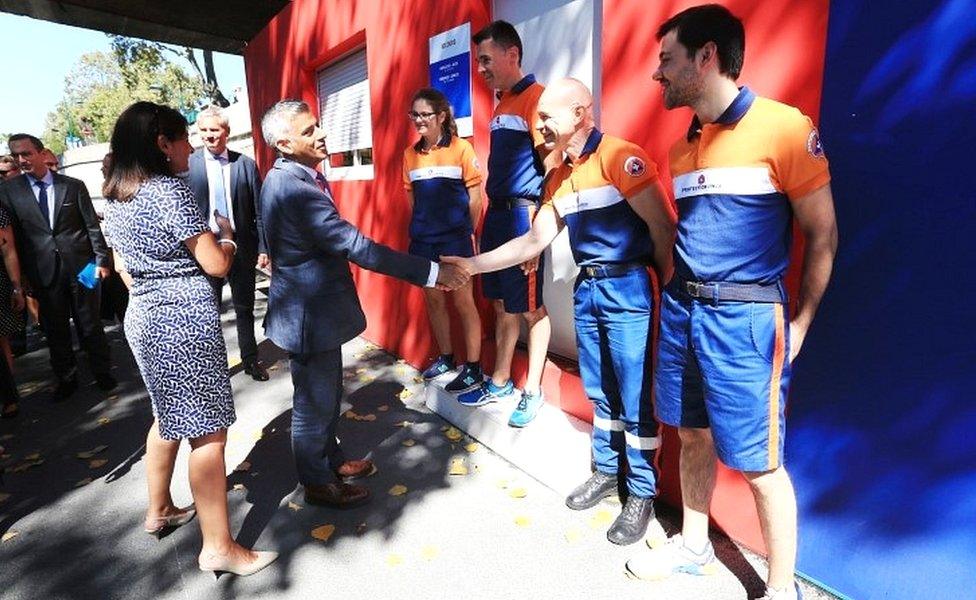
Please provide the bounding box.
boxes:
[289,348,347,485]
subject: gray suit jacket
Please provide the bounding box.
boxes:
[187,149,266,259]
[0,173,109,289]
[261,158,432,354]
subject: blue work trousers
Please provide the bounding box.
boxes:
[574,268,660,498]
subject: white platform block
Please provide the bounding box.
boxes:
[424,376,594,496]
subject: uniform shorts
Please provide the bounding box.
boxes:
[408,235,476,262]
[655,288,791,472]
[480,204,544,314]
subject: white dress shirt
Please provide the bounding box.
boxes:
[25,170,56,226]
[204,150,235,233]
[293,163,439,288]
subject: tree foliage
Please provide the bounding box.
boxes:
[41,37,220,155]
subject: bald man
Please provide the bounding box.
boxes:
[443,78,676,545]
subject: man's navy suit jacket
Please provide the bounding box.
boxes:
[261,158,431,355]
[187,149,266,260]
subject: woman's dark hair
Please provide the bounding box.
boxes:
[103,101,187,201]
[411,88,457,148]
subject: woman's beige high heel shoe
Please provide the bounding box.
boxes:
[144,507,196,536]
[198,550,278,577]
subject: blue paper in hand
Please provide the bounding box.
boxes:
[77,261,99,289]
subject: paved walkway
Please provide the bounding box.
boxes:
[0,287,835,600]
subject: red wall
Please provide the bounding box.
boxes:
[602,0,830,553]
[244,0,492,369]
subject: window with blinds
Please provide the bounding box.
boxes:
[317,47,374,179]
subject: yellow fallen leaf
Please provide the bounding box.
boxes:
[234,461,251,472]
[401,439,416,447]
[386,554,403,567]
[388,484,408,496]
[496,478,510,489]
[394,366,409,376]
[310,524,335,542]
[420,545,440,561]
[88,459,108,469]
[250,430,263,442]
[413,376,425,384]
[359,414,377,422]
[514,515,532,527]
[464,442,480,453]
[564,528,583,543]
[228,357,242,368]
[75,478,92,487]
[398,389,414,401]
[24,453,41,461]
[76,445,109,459]
[378,405,389,412]
[358,375,374,383]
[98,417,111,426]
[2,531,19,543]
[448,458,469,476]
[344,410,359,419]
[12,459,44,472]
[232,483,246,491]
[356,368,367,374]
[508,487,528,499]
[0,492,10,503]
[444,427,463,442]
[589,509,615,528]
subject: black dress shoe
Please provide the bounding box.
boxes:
[95,373,118,391]
[53,377,79,402]
[607,495,656,545]
[304,482,371,508]
[243,360,270,382]
[566,471,618,510]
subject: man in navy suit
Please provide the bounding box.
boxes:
[259,100,468,507]
[0,134,116,400]
[187,106,270,381]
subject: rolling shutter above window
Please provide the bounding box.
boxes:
[317,48,372,154]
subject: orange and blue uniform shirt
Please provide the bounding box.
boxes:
[669,86,831,285]
[656,86,832,473]
[543,129,663,498]
[544,129,659,266]
[486,74,545,201]
[402,133,481,243]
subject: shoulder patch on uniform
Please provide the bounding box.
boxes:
[807,129,825,159]
[472,157,480,171]
[623,156,646,177]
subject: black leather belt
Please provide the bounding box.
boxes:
[488,197,538,210]
[674,277,787,303]
[578,263,646,280]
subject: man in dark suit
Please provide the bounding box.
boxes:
[259,100,468,507]
[0,134,115,399]
[187,107,270,381]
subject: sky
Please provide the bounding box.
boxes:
[0,12,247,137]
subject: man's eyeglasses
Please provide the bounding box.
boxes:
[407,111,437,120]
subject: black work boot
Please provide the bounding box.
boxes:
[565,471,617,510]
[607,495,656,545]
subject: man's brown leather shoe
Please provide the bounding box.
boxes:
[335,459,376,480]
[304,482,370,508]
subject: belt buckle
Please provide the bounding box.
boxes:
[686,281,715,302]
[584,266,599,278]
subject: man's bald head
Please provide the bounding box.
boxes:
[536,78,595,154]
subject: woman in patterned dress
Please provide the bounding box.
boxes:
[0,203,25,418]
[103,102,276,576]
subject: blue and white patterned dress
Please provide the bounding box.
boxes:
[103,176,235,440]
